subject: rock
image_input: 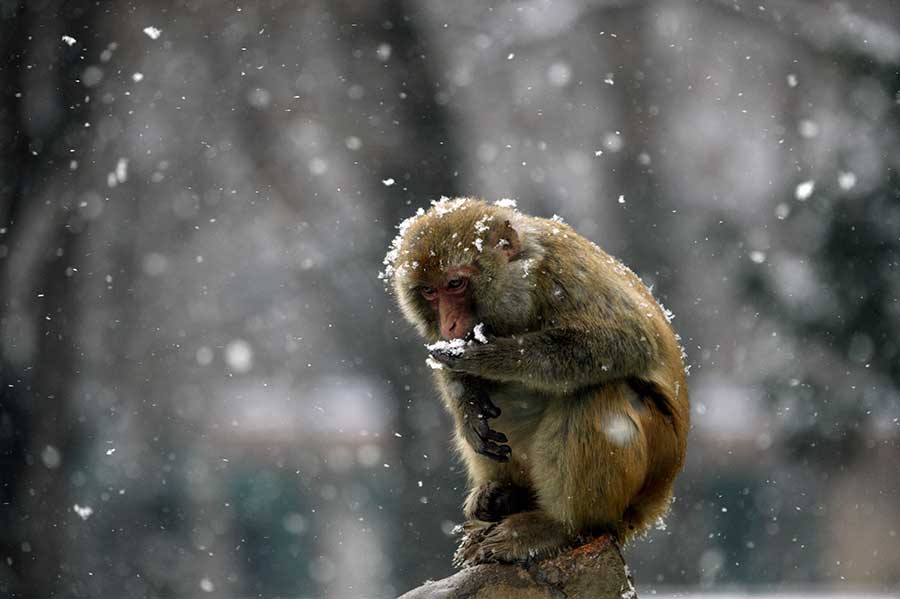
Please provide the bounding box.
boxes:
[397,535,636,599]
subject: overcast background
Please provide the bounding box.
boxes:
[1,0,899,597]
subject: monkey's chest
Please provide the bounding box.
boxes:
[489,384,550,440]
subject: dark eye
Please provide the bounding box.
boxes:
[446,277,468,293]
[420,286,437,300]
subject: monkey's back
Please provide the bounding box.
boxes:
[525,216,690,537]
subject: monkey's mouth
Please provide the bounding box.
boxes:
[440,309,472,340]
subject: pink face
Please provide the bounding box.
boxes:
[420,267,477,340]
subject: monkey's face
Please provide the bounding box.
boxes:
[418,265,479,339]
[385,199,528,342]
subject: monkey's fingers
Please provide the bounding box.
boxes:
[428,348,460,368]
[478,399,501,419]
[485,429,507,443]
[477,441,512,462]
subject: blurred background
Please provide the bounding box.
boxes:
[1,0,899,597]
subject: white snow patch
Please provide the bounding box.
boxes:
[493,198,517,209]
[838,171,857,190]
[474,215,493,233]
[798,119,819,139]
[604,131,624,152]
[604,414,636,446]
[73,504,94,520]
[225,339,253,373]
[547,61,572,86]
[379,207,425,281]
[617,194,625,204]
[431,196,468,216]
[426,338,468,356]
[382,178,395,187]
[472,323,488,344]
[199,577,215,592]
[115,158,128,184]
[143,26,162,40]
[794,180,815,200]
[749,250,766,264]
[132,72,144,82]
[61,35,76,46]
[41,445,61,469]
[786,73,798,87]
[425,356,445,370]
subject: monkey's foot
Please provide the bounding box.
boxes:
[452,520,494,569]
[455,511,575,566]
[464,481,537,522]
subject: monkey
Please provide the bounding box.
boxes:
[381,197,689,566]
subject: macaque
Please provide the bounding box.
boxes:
[381,197,689,565]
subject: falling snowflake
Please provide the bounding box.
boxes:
[73,504,94,520]
[794,180,815,201]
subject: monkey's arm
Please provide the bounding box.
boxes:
[438,373,512,462]
[431,318,659,394]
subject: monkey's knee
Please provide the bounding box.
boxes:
[464,481,537,522]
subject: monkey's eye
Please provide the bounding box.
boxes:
[445,277,468,293]
[420,286,438,300]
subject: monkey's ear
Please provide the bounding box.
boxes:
[491,220,521,259]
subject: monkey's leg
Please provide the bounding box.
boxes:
[534,383,650,541]
[463,480,537,522]
[454,449,534,567]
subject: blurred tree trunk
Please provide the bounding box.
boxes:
[0,1,98,595]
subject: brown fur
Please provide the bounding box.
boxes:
[384,198,689,565]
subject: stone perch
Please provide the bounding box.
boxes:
[397,535,636,599]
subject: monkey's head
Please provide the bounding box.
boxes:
[381,198,544,342]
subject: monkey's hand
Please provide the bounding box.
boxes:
[459,388,510,462]
[428,334,497,376]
